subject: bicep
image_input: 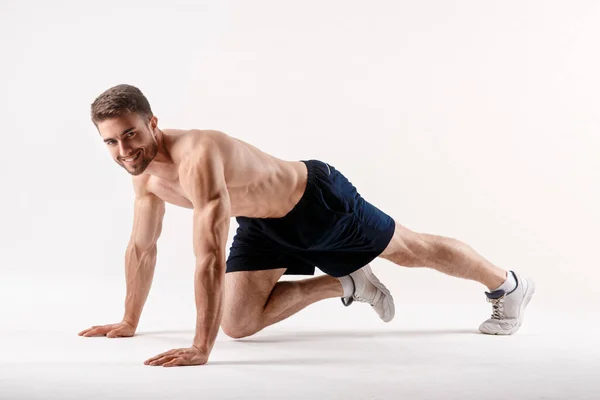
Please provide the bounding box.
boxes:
[130,193,166,250]
[179,151,231,259]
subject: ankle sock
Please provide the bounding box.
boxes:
[338,275,355,298]
[491,271,516,293]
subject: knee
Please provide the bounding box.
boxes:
[221,325,252,340]
[221,312,262,339]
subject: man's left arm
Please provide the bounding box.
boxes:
[144,150,231,367]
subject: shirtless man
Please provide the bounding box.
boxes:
[78,84,535,367]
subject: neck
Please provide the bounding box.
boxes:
[145,130,179,181]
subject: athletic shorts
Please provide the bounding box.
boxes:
[225,159,396,278]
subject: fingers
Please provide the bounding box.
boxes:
[144,347,207,367]
[78,324,115,337]
[79,325,113,337]
[163,359,180,367]
[78,326,98,336]
[86,328,110,337]
[148,355,178,366]
[106,329,124,338]
[144,350,176,365]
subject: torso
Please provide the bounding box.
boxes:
[146,174,193,209]
[138,129,308,219]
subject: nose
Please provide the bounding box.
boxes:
[118,142,133,157]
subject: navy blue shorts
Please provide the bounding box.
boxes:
[225,160,396,278]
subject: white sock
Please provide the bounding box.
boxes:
[491,271,516,293]
[338,275,355,298]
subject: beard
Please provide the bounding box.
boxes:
[120,141,158,176]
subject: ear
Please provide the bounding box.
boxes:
[149,115,158,135]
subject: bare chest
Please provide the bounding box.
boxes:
[147,176,194,209]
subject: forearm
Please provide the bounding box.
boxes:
[192,252,225,353]
[122,243,157,328]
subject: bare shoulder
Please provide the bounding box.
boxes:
[174,131,231,206]
[172,129,234,155]
[132,174,150,195]
[131,175,165,215]
[172,129,234,169]
[170,128,276,188]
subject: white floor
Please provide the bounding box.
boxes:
[1,286,598,400]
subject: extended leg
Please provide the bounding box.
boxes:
[379,222,508,290]
[378,221,535,335]
[221,269,343,339]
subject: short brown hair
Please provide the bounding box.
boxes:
[90,84,153,125]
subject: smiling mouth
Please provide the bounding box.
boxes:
[122,151,141,165]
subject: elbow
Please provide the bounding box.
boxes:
[127,242,157,261]
[195,249,226,280]
[195,248,226,269]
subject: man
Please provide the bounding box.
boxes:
[78,84,535,367]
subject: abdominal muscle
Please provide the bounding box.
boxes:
[146,130,308,219]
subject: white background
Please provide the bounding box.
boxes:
[1,1,598,399]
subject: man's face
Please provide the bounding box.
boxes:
[98,113,158,176]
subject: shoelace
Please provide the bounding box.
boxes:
[487,295,506,319]
[342,292,378,307]
[341,272,381,308]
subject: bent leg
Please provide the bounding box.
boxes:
[379,221,508,290]
[221,269,343,339]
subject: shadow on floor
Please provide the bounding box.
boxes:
[234,329,480,343]
[136,328,480,342]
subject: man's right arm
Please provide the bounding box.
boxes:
[121,177,166,329]
[79,177,165,338]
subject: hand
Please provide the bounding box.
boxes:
[144,346,209,367]
[78,321,136,338]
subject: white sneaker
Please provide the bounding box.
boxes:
[479,271,535,335]
[341,265,395,323]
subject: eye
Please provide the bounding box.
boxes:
[126,131,136,137]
